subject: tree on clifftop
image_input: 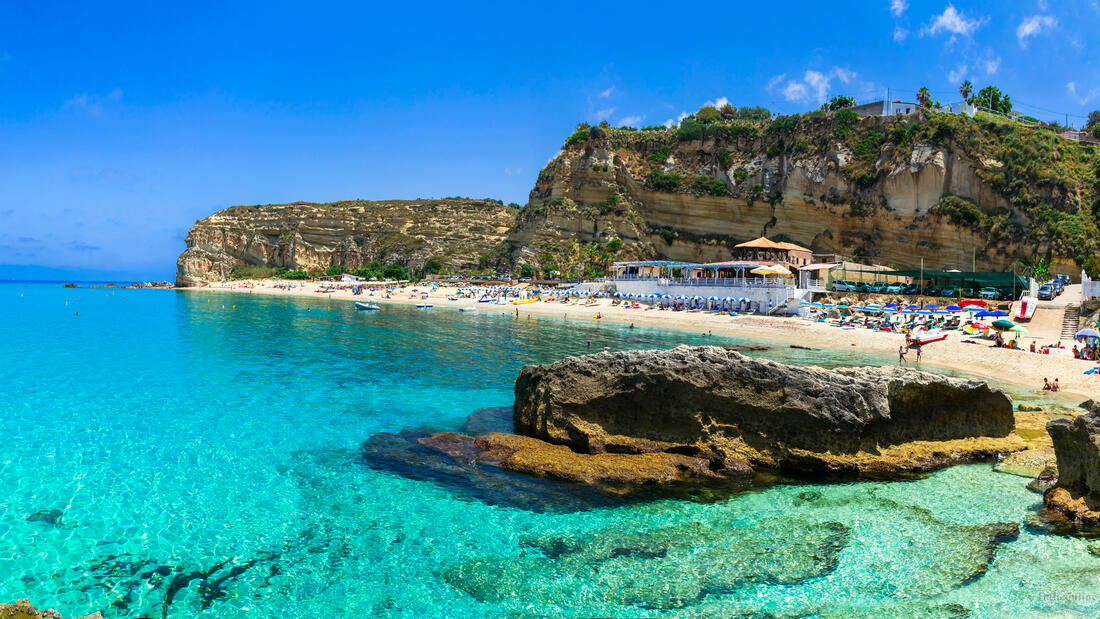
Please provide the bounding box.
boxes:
[1087,110,1100,130]
[826,95,855,111]
[969,86,1012,114]
[695,105,722,123]
[959,80,973,101]
[916,87,931,108]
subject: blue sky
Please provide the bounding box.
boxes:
[1,1,1097,279]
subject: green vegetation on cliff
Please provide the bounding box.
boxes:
[538,105,1100,273]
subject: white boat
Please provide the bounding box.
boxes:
[416,303,433,309]
[354,302,380,311]
[910,330,948,345]
[1015,296,1037,321]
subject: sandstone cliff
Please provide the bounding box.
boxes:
[508,111,1097,277]
[176,199,517,286]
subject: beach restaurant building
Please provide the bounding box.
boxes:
[606,258,825,314]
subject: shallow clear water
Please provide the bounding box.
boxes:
[0,282,1097,617]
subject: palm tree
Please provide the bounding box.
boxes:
[959,80,973,102]
[916,86,931,107]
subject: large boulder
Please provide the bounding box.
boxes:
[1041,408,1100,532]
[513,346,1019,476]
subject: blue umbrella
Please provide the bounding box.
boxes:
[822,303,836,308]
[884,303,899,309]
[946,305,962,312]
[974,310,994,318]
[925,304,940,310]
[906,305,920,310]
[989,310,1009,317]
[851,306,866,311]
[934,310,951,314]
[1076,328,1100,339]
[663,294,672,299]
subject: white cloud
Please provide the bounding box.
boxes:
[598,86,615,98]
[62,88,123,116]
[1016,15,1056,47]
[618,115,643,126]
[770,68,867,104]
[663,110,690,127]
[594,107,616,121]
[703,96,730,109]
[947,63,967,83]
[983,56,1001,75]
[1067,81,1099,105]
[923,4,985,39]
[503,167,524,176]
[890,0,908,17]
[894,27,908,41]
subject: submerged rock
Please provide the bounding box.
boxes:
[512,346,1020,478]
[0,600,101,619]
[442,518,851,609]
[1041,407,1100,535]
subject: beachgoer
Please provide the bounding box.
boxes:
[898,346,907,364]
[629,323,634,329]
[1042,377,1051,391]
[1032,341,1037,354]
[915,346,922,363]
[1052,378,1060,392]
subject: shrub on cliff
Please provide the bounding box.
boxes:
[565,129,590,147]
[646,170,682,192]
[693,176,727,196]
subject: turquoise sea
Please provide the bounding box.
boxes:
[1,282,1098,617]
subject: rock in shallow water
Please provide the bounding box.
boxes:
[1041,407,1100,535]
[511,346,1020,478]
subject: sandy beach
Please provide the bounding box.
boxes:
[183,279,1100,403]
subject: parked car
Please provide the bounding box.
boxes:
[902,284,921,295]
[1037,284,1054,300]
[830,280,854,292]
[866,281,887,294]
[979,287,999,300]
[1051,280,1064,296]
[885,283,906,294]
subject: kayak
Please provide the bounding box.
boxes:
[354,302,380,311]
[510,299,537,305]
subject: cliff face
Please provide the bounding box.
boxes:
[508,112,1095,276]
[176,199,517,286]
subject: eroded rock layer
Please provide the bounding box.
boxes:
[512,346,1019,477]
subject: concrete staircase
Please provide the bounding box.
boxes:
[1061,304,1080,338]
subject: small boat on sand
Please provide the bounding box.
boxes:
[1015,296,1037,321]
[354,302,380,311]
[510,299,537,305]
[910,330,948,345]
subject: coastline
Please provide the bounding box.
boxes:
[176,280,1099,404]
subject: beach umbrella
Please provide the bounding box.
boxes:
[991,319,1015,331]
[959,300,986,308]
[740,297,751,302]
[822,303,835,308]
[973,310,995,318]
[934,310,951,314]
[884,303,899,309]
[1009,325,1028,334]
[693,295,703,300]
[725,297,735,301]
[1076,328,1100,339]
[851,305,865,311]
[905,305,920,310]
[663,294,672,299]
[836,304,850,309]
[925,304,940,310]
[946,305,962,312]
[988,310,1009,317]
[708,296,719,300]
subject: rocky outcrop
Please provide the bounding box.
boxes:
[1040,408,1100,532]
[0,600,101,619]
[175,199,518,286]
[512,346,1019,477]
[509,113,1087,277]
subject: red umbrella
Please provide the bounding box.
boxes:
[959,300,987,308]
